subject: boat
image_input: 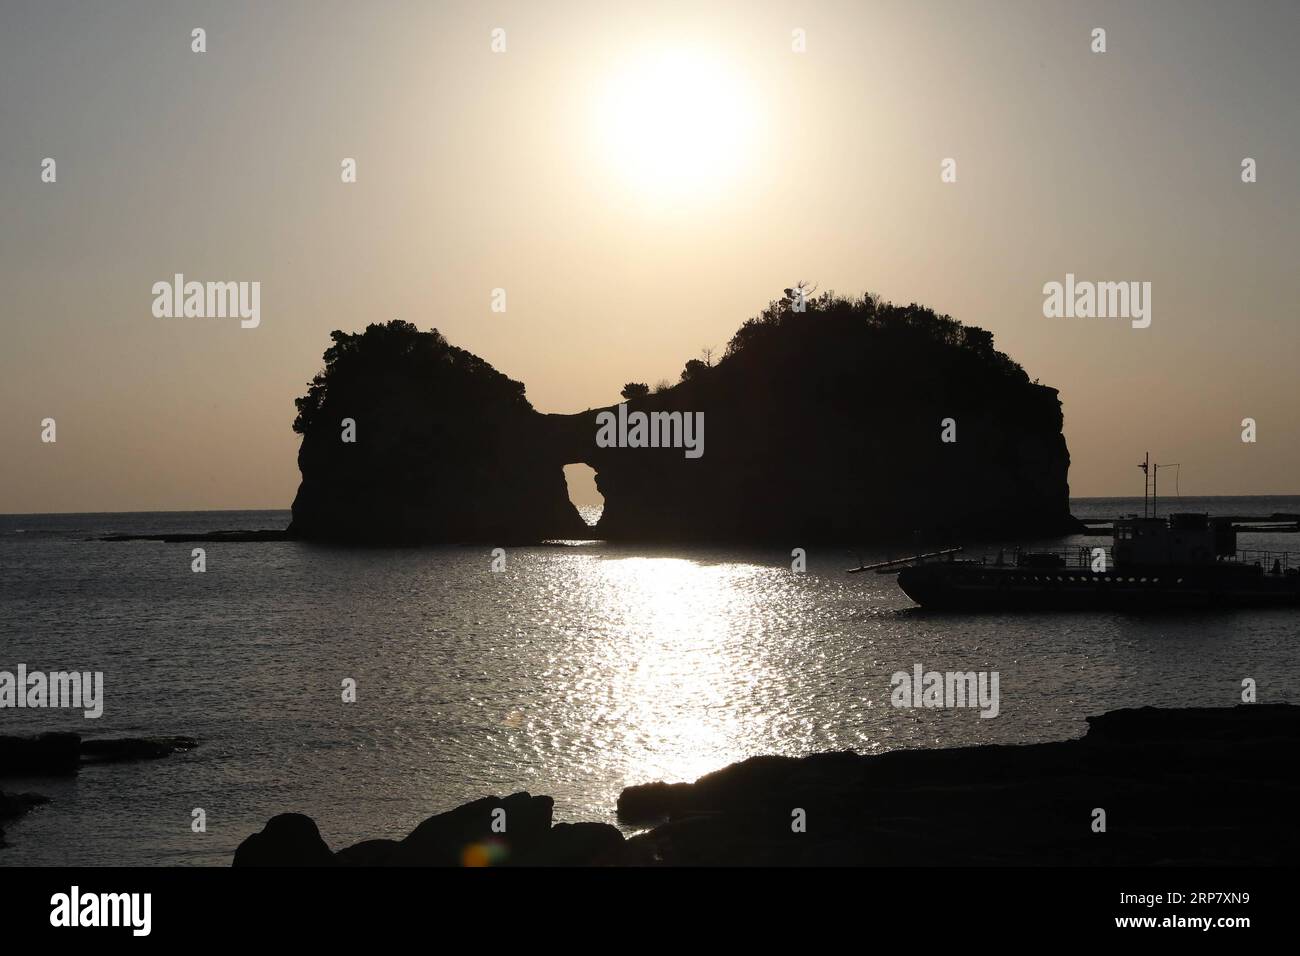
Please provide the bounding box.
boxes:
[851,454,1300,610]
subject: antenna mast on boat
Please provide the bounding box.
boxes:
[1153,462,1180,516]
[1139,452,1150,518]
[1139,452,1182,518]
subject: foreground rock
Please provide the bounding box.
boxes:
[619,704,1300,865]
[0,733,197,776]
[235,793,631,867]
[232,813,337,867]
[234,705,1297,866]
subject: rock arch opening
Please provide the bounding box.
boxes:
[563,463,604,527]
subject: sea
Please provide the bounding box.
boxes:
[2,496,1298,866]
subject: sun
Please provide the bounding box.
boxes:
[594,49,759,206]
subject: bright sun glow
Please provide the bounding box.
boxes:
[595,49,759,205]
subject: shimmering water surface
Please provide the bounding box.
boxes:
[2,497,1298,865]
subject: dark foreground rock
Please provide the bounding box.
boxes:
[232,813,337,867]
[618,704,1300,865]
[0,733,197,776]
[234,705,1298,866]
[236,793,635,867]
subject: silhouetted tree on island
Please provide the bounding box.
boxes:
[679,358,708,383]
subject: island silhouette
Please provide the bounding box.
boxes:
[289,289,1078,544]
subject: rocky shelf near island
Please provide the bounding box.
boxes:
[233,704,1298,867]
[0,733,197,850]
[99,530,292,543]
[0,732,198,776]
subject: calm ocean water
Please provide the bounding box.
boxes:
[2,497,1299,866]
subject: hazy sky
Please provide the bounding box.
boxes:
[2,0,1297,513]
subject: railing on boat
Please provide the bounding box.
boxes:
[997,547,1300,574]
[1232,550,1300,574]
[1003,547,1108,569]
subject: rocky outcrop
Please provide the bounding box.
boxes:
[0,733,81,776]
[79,736,198,764]
[288,322,588,544]
[617,704,1299,865]
[235,792,632,867]
[0,733,197,776]
[234,705,1298,866]
[0,734,195,851]
[288,294,1078,545]
[555,293,1076,542]
[232,813,337,867]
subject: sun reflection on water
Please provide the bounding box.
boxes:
[585,555,784,786]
